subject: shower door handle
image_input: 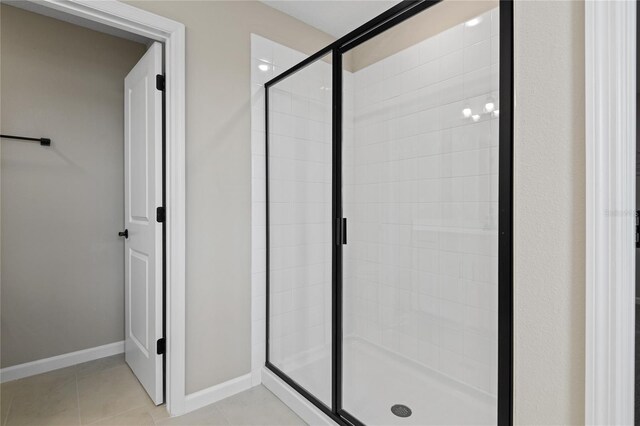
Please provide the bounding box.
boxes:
[636,210,640,248]
[336,218,347,245]
[342,218,347,245]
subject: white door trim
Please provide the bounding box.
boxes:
[21,0,187,416]
[585,1,636,424]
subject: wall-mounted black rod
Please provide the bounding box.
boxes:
[0,134,51,146]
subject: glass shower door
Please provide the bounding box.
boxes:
[266,53,334,407]
[341,2,500,424]
[264,1,512,423]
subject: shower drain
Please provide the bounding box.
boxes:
[391,404,412,418]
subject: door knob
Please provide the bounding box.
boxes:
[118,229,128,239]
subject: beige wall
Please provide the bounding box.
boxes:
[119,0,591,415]
[124,0,335,394]
[1,0,589,418]
[513,1,585,424]
[0,6,146,367]
[350,0,498,71]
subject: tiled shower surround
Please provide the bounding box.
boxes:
[250,35,337,404]
[343,8,500,397]
[265,53,334,404]
[251,6,499,423]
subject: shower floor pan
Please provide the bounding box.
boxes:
[285,338,496,425]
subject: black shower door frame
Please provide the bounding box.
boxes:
[264,1,514,425]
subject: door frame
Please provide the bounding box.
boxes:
[585,1,636,424]
[21,0,187,416]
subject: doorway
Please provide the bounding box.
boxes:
[1,1,164,406]
[0,0,187,417]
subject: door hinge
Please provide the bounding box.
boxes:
[157,338,166,355]
[156,74,165,91]
[156,206,166,223]
[636,210,640,248]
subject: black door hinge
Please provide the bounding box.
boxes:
[156,206,166,223]
[156,74,165,91]
[636,210,640,248]
[157,338,166,355]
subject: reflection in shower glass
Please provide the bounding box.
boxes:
[342,3,500,424]
[267,53,333,406]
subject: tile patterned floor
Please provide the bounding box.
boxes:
[0,355,306,426]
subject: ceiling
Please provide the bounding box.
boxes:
[261,1,401,38]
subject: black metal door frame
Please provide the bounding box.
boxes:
[264,1,514,424]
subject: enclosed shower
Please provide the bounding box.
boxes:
[262,0,513,424]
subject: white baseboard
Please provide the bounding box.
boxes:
[0,340,124,383]
[261,367,334,426]
[184,373,253,413]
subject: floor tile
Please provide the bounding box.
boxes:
[1,382,18,426]
[5,376,79,426]
[7,368,76,399]
[216,386,280,409]
[74,354,125,379]
[215,385,305,426]
[156,405,228,426]
[0,361,307,426]
[145,401,171,422]
[77,364,151,425]
[91,407,154,426]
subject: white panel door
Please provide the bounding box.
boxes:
[124,42,163,405]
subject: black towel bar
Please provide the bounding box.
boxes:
[0,134,50,146]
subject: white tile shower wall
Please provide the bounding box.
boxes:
[343,9,500,396]
[250,36,355,398]
[266,56,332,380]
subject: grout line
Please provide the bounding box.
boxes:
[2,394,13,426]
[84,406,145,426]
[150,408,158,426]
[147,402,163,425]
[75,360,124,382]
[213,404,231,426]
[75,373,81,426]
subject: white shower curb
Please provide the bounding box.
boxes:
[261,367,335,426]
